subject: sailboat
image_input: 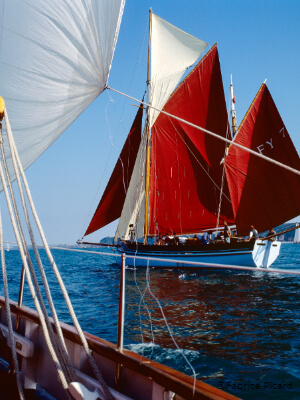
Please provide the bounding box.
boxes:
[84,12,300,269]
[0,2,244,399]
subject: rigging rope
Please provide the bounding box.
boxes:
[51,246,300,276]
[3,109,115,400]
[0,161,25,399]
[144,259,197,392]
[81,25,148,240]
[114,125,148,241]
[107,86,300,177]
[0,112,71,397]
[3,112,76,384]
[216,98,233,231]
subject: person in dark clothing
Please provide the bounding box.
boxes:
[171,233,179,245]
[164,233,172,245]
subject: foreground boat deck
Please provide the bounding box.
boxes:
[0,297,239,400]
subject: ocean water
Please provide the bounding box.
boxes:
[2,243,300,399]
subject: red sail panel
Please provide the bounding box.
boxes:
[85,105,143,236]
[225,83,300,235]
[148,45,234,235]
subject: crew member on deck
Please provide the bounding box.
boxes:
[245,225,259,242]
[223,221,231,243]
[155,234,165,245]
[208,230,215,241]
[164,233,172,245]
[171,233,179,245]
[201,231,210,244]
[267,228,276,241]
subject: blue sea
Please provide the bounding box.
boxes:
[2,243,300,399]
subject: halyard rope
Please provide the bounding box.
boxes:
[0,112,71,397]
[3,112,76,384]
[0,188,25,399]
[4,110,115,400]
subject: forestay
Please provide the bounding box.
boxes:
[85,104,143,236]
[0,0,125,188]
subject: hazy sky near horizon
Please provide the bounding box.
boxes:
[1,0,300,245]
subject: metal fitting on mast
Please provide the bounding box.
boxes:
[0,97,4,144]
[0,97,5,121]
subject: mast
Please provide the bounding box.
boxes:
[144,8,152,243]
[230,75,237,138]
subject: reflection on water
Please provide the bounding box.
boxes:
[126,267,300,364]
[124,244,300,399]
[3,243,300,399]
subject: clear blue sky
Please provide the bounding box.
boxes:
[2,0,300,245]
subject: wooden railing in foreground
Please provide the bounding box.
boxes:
[0,296,239,400]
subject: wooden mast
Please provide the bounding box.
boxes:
[144,8,152,244]
[230,74,237,137]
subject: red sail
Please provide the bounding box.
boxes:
[148,45,234,235]
[85,105,143,236]
[225,83,300,235]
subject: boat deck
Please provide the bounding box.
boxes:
[0,296,240,400]
[122,239,255,253]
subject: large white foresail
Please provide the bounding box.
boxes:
[150,14,208,127]
[0,0,125,187]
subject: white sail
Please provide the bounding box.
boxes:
[150,13,208,127]
[116,13,208,240]
[115,130,147,241]
[0,0,125,187]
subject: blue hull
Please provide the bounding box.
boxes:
[118,241,257,268]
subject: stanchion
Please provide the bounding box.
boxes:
[115,253,125,390]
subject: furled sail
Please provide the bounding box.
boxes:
[150,13,208,127]
[148,45,235,235]
[225,83,300,235]
[85,104,143,236]
[0,0,125,187]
